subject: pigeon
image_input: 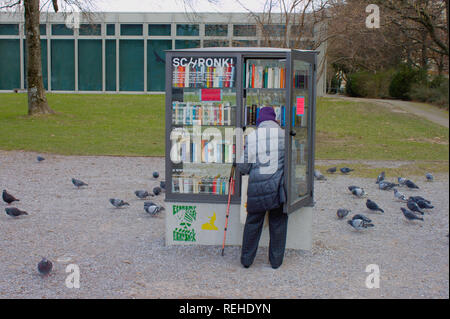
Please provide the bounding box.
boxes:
[407,200,425,215]
[337,209,351,219]
[72,178,88,188]
[134,190,152,199]
[160,181,166,190]
[37,258,53,276]
[109,198,130,208]
[393,188,407,202]
[398,177,406,186]
[326,167,337,174]
[347,218,374,230]
[366,199,384,213]
[409,196,431,205]
[340,167,354,174]
[5,207,28,217]
[425,173,434,182]
[153,186,162,196]
[376,171,385,184]
[348,185,359,192]
[404,179,419,189]
[2,190,20,204]
[144,204,164,216]
[144,201,157,207]
[37,156,45,162]
[401,207,424,221]
[352,187,366,197]
[314,170,327,181]
[416,199,434,209]
[352,214,372,223]
[378,180,399,191]
[152,171,159,179]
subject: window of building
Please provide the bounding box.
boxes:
[232,40,258,47]
[205,24,228,37]
[176,24,199,36]
[107,24,115,36]
[175,39,200,49]
[262,24,286,37]
[233,24,256,37]
[52,24,73,36]
[120,24,143,36]
[0,24,19,35]
[149,24,171,36]
[79,24,101,36]
[203,40,229,47]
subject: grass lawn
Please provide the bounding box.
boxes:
[0,93,448,174]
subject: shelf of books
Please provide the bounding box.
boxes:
[243,59,287,127]
[169,56,238,196]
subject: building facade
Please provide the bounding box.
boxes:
[0,12,326,95]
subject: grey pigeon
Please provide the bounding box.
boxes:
[5,207,28,217]
[144,203,165,216]
[72,178,88,188]
[398,177,406,186]
[366,199,384,213]
[152,171,159,179]
[393,188,407,202]
[352,187,366,197]
[2,190,19,204]
[340,167,354,174]
[37,258,53,276]
[425,173,434,182]
[347,218,374,230]
[416,199,434,209]
[37,156,45,162]
[134,190,152,199]
[337,209,351,219]
[109,198,130,208]
[404,179,419,189]
[326,167,337,174]
[314,170,327,181]
[409,196,431,205]
[144,201,157,207]
[376,171,385,184]
[352,214,372,223]
[348,185,359,192]
[378,180,399,191]
[401,207,423,221]
[407,200,425,215]
[153,186,162,196]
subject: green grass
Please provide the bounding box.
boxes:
[315,97,449,161]
[0,93,165,156]
[0,94,448,172]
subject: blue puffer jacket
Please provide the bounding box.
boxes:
[237,120,286,214]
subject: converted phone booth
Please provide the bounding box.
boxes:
[164,48,317,250]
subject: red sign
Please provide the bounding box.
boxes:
[201,89,222,101]
[296,96,305,115]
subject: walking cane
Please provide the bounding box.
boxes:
[221,164,236,256]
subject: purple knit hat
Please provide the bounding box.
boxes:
[256,107,277,126]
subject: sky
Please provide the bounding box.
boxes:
[94,0,268,13]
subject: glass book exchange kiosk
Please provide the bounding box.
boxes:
[165,48,317,250]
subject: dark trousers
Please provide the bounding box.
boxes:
[241,205,288,268]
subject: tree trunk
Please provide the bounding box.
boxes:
[24,0,54,115]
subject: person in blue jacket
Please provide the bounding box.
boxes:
[236,106,287,269]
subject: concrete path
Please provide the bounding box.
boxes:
[323,95,449,128]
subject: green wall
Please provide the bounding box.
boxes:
[51,39,75,90]
[0,39,20,90]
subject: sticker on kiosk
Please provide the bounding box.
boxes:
[201,89,222,101]
[296,96,305,116]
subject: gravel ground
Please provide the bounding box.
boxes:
[0,150,448,299]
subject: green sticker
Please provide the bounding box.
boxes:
[173,205,197,242]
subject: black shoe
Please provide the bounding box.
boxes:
[243,265,250,268]
[271,264,280,269]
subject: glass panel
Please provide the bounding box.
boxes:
[147,39,172,91]
[78,40,102,90]
[0,39,20,89]
[79,24,101,36]
[106,24,115,36]
[0,24,19,35]
[205,24,227,36]
[243,59,286,127]
[289,59,311,204]
[175,39,200,49]
[148,24,171,36]
[40,24,47,35]
[176,24,199,36]
[52,24,73,36]
[233,24,256,36]
[51,39,75,90]
[105,40,116,91]
[120,24,143,36]
[119,40,144,91]
[262,24,285,37]
[232,40,258,47]
[203,40,228,48]
[170,56,237,196]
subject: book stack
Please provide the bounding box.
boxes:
[172,174,235,195]
[173,64,236,88]
[244,105,286,126]
[245,60,286,89]
[172,102,235,126]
